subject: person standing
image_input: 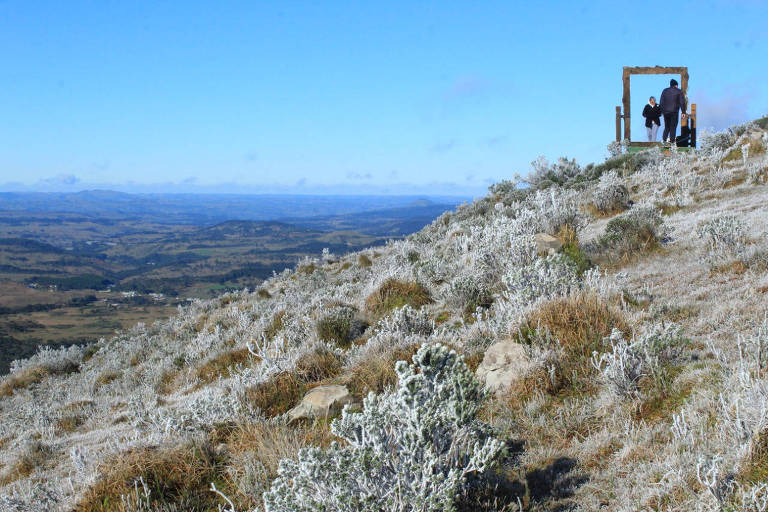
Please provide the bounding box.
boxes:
[642,96,662,142]
[659,79,687,144]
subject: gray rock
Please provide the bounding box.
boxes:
[286,385,355,422]
[475,340,535,393]
[534,232,563,255]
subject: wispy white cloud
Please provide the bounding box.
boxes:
[429,139,459,153]
[695,86,756,131]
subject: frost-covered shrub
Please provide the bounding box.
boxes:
[596,205,667,260]
[373,304,433,337]
[500,254,579,310]
[696,215,748,266]
[700,122,755,154]
[9,344,85,375]
[748,159,768,184]
[592,323,684,399]
[316,305,368,349]
[263,344,505,512]
[527,156,583,187]
[606,139,630,158]
[592,170,629,214]
[526,188,587,234]
[700,129,738,154]
[447,272,496,313]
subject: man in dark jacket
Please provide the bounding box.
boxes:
[659,78,687,144]
[642,96,662,142]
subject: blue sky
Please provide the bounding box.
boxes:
[1,0,766,195]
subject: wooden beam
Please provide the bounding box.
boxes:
[624,66,687,75]
[616,106,622,142]
[622,68,631,141]
[690,103,696,128]
[629,142,662,147]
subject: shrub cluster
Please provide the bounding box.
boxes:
[315,305,368,349]
[263,344,506,512]
[596,205,667,262]
[591,170,629,215]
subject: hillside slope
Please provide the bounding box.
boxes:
[1,121,768,511]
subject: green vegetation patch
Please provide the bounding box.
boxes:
[364,278,432,316]
[596,207,666,263]
[315,306,368,349]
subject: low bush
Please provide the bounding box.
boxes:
[365,278,432,316]
[596,206,667,263]
[592,323,686,400]
[315,305,368,349]
[696,215,747,268]
[447,273,496,316]
[558,225,592,276]
[591,170,629,215]
[263,344,507,512]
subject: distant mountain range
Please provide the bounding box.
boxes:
[0,190,469,225]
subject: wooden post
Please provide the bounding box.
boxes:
[691,103,697,147]
[622,67,631,141]
[616,106,622,142]
[690,103,696,128]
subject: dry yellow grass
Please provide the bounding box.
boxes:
[364,279,432,316]
[338,344,420,398]
[739,428,768,485]
[195,347,256,384]
[263,310,287,340]
[243,346,343,417]
[358,254,372,267]
[245,371,305,417]
[75,438,228,512]
[55,414,86,433]
[515,293,631,397]
[0,441,53,486]
[0,366,51,398]
[94,370,121,388]
[224,421,339,508]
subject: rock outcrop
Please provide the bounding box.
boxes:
[287,384,355,422]
[475,340,535,393]
[534,232,563,255]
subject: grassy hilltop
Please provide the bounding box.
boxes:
[1,118,768,511]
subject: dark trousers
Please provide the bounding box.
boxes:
[663,112,678,143]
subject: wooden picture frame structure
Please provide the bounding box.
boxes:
[615,66,697,147]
